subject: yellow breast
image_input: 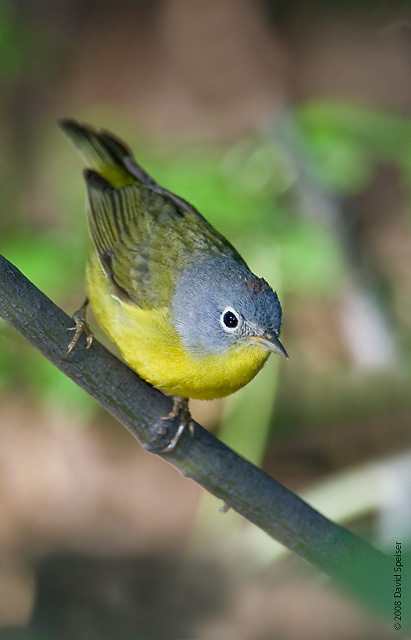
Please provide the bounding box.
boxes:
[86,250,269,400]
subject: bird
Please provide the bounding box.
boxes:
[60,119,288,451]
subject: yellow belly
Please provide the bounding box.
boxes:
[86,251,269,400]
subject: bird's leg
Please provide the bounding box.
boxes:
[159,395,194,453]
[62,297,94,359]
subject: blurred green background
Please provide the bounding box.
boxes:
[0,1,410,638]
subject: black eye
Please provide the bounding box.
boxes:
[222,310,239,328]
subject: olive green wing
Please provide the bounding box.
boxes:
[85,170,241,309]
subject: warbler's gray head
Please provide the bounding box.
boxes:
[172,256,287,358]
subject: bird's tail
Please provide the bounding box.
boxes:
[60,118,205,220]
[59,118,143,189]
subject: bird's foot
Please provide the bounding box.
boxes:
[62,298,94,359]
[157,396,194,453]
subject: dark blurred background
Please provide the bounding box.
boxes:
[0,1,410,638]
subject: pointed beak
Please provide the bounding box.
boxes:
[249,332,289,359]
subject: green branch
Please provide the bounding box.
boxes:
[0,254,395,621]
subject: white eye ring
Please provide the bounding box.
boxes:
[220,307,240,331]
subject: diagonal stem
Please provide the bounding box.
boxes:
[0,253,398,623]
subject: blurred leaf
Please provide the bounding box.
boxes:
[279,221,345,295]
[31,353,99,419]
[301,126,372,193]
[2,231,85,300]
[0,0,59,80]
[297,102,411,193]
[0,0,22,78]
